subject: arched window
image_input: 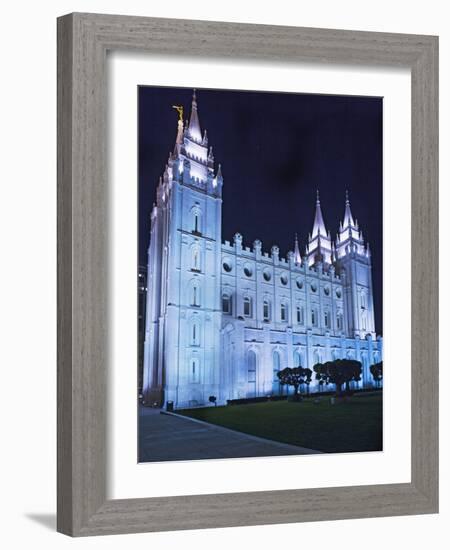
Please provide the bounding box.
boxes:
[191,322,200,346]
[361,293,366,309]
[243,296,252,317]
[191,246,201,271]
[313,349,322,366]
[272,351,281,395]
[247,350,257,397]
[263,299,271,321]
[222,293,232,314]
[337,312,343,330]
[191,282,200,307]
[248,351,257,382]
[280,302,288,322]
[273,351,281,380]
[294,350,302,367]
[324,310,330,328]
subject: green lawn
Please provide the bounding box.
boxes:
[178,392,382,453]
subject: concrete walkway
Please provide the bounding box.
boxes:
[139,406,320,462]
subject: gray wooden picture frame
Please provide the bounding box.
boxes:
[57,12,438,537]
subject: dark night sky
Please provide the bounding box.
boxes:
[138,86,383,335]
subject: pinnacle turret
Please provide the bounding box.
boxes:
[311,190,328,239]
[307,190,332,267]
[294,233,302,265]
[335,191,366,259]
[343,190,356,228]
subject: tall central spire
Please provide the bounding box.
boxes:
[311,190,327,238]
[169,89,223,196]
[188,89,202,143]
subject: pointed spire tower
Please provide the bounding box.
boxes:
[335,191,375,339]
[143,89,224,407]
[335,191,367,259]
[306,191,333,267]
[170,89,222,197]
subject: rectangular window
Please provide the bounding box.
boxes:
[191,285,200,307]
[311,309,317,326]
[263,301,270,321]
[244,297,251,317]
[297,306,304,325]
[222,295,231,314]
[191,324,199,346]
[281,303,287,322]
[191,359,199,383]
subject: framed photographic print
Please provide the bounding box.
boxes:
[57,13,438,536]
[137,85,383,462]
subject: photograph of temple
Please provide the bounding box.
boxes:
[141,90,383,411]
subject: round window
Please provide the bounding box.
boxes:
[244,265,253,277]
[336,289,342,299]
[310,283,317,293]
[223,260,232,273]
[324,286,330,296]
[280,274,288,285]
[296,278,304,290]
[263,269,272,282]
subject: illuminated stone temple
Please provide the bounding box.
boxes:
[142,90,383,409]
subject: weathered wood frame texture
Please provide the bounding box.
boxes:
[57,12,438,537]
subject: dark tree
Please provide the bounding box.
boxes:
[370,361,383,387]
[277,367,313,398]
[313,359,362,397]
[208,395,217,407]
